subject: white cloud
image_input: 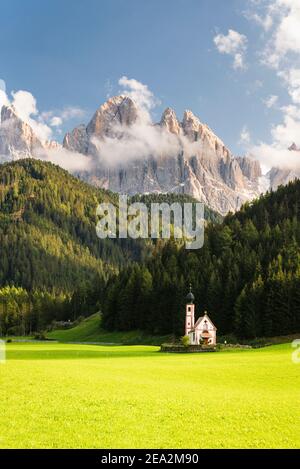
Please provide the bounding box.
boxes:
[244,0,274,31]
[249,101,300,170]
[250,143,300,171]
[11,90,52,141]
[0,87,54,141]
[245,1,300,171]
[280,104,300,119]
[36,146,93,172]
[271,112,300,146]
[118,76,160,121]
[91,77,208,167]
[60,107,86,120]
[239,126,251,146]
[0,79,6,92]
[50,116,63,127]
[91,82,179,165]
[278,68,300,104]
[91,120,182,166]
[249,12,273,31]
[263,94,278,108]
[0,79,9,111]
[0,91,8,111]
[233,53,244,71]
[42,106,87,129]
[213,29,248,70]
[0,80,87,141]
[261,0,300,68]
[11,90,37,120]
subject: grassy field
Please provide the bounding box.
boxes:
[47,314,300,347]
[47,313,171,345]
[0,341,299,448]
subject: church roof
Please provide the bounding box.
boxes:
[194,313,217,330]
[194,316,204,327]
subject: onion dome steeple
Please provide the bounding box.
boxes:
[186,284,195,304]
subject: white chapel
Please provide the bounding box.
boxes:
[185,287,217,346]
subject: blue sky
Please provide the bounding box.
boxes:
[1,0,300,164]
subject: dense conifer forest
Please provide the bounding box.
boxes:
[1,159,300,338]
[0,159,142,334]
[103,180,300,338]
[0,159,219,335]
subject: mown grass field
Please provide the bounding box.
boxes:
[0,342,299,448]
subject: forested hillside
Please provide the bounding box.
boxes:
[2,158,299,340]
[0,159,147,290]
[0,159,220,335]
[103,180,300,339]
[130,193,223,225]
[0,159,144,334]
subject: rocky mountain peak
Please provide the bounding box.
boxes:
[0,104,43,159]
[61,96,264,214]
[44,140,62,150]
[160,107,180,134]
[288,142,300,152]
[86,95,139,138]
[182,110,201,133]
[181,110,216,146]
[63,124,88,154]
[1,104,19,123]
[266,143,300,190]
[0,95,265,215]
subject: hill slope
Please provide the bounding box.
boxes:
[47,313,170,345]
[0,159,221,292]
[0,159,147,292]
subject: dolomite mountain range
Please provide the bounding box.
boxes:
[0,95,299,215]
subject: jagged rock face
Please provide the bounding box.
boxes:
[63,124,88,154]
[0,105,43,160]
[288,142,300,152]
[63,95,140,158]
[267,142,300,190]
[44,140,61,150]
[238,156,262,180]
[182,110,200,139]
[268,167,300,190]
[220,158,244,190]
[86,95,139,138]
[160,108,181,134]
[62,96,262,214]
[181,110,230,158]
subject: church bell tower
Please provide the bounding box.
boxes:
[185,284,195,336]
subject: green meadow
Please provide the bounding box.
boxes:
[0,342,299,448]
[47,313,171,345]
